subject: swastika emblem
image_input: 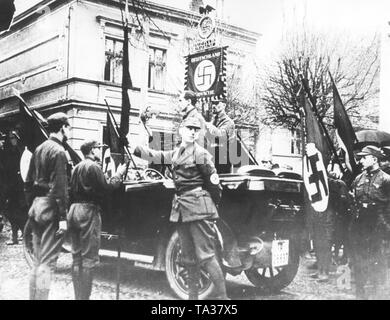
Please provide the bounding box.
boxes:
[303,143,329,212]
[194,59,216,91]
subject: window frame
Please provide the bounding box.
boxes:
[148,46,167,92]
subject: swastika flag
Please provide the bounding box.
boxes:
[301,93,330,212]
[185,46,227,100]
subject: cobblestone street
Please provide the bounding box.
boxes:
[0,223,358,300]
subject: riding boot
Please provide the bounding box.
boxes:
[81,268,94,300]
[34,265,51,300]
[203,256,228,300]
[71,264,83,300]
[187,265,200,300]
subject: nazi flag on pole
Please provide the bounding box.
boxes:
[301,93,331,213]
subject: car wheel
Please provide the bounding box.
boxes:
[165,230,215,300]
[244,238,300,293]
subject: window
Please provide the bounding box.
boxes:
[148,47,166,91]
[104,38,124,83]
[290,129,302,155]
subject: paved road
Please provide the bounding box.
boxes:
[0,223,359,300]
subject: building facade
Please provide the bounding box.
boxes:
[0,0,260,164]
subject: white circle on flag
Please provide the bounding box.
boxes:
[302,143,329,212]
[194,60,216,92]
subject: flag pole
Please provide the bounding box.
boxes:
[298,75,343,170]
[13,88,81,164]
[104,99,140,179]
[328,71,358,178]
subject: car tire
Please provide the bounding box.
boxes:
[165,230,215,300]
[244,238,300,293]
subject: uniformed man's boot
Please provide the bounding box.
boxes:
[72,264,83,300]
[203,256,229,300]
[187,265,200,300]
[34,265,51,300]
[80,268,94,300]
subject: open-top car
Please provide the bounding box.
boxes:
[25,165,304,300]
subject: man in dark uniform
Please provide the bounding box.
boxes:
[329,172,353,265]
[3,130,28,245]
[133,117,228,300]
[178,90,207,148]
[68,139,126,300]
[350,145,390,299]
[24,112,71,300]
[204,99,235,174]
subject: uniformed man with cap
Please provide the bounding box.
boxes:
[178,90,207,148]
[132,116,228,300]
[204,98,235,174]
[350,145,390,299]
[24,112,71,300]
[67,139,127,300]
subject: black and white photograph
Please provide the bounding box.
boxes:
[0,0,389,303]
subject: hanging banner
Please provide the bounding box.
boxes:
[184,46,227,101]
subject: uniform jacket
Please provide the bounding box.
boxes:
[25,137,69,220]
[206,111,235,147]
[134,142,222,222]
[70,156,122,208]
[351,168,390,214]
[328,176,353,215]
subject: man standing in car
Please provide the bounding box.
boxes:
[204,98,235,174]
[133,116,228,300]
[68,139,126,300]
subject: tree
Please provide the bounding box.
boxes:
[260,29,380,131]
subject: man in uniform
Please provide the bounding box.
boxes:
[68,139,127,300]
[204,99,235,174]
[133,117,228,300]
[178,90,207,148]
[24,112,71,300]
[350,145,390,299]
[3,130,28,245]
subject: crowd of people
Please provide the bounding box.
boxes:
[1,90,390,300]
[303,145,390,299]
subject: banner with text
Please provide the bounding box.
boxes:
[184,46,227,101]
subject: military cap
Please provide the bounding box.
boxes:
[211,96,226,104]
[47,112,70,127]
[356,145,384,159]
[182,117,201,129]
[80,139,104,156]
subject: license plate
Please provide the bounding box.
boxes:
[271,240,289,267]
